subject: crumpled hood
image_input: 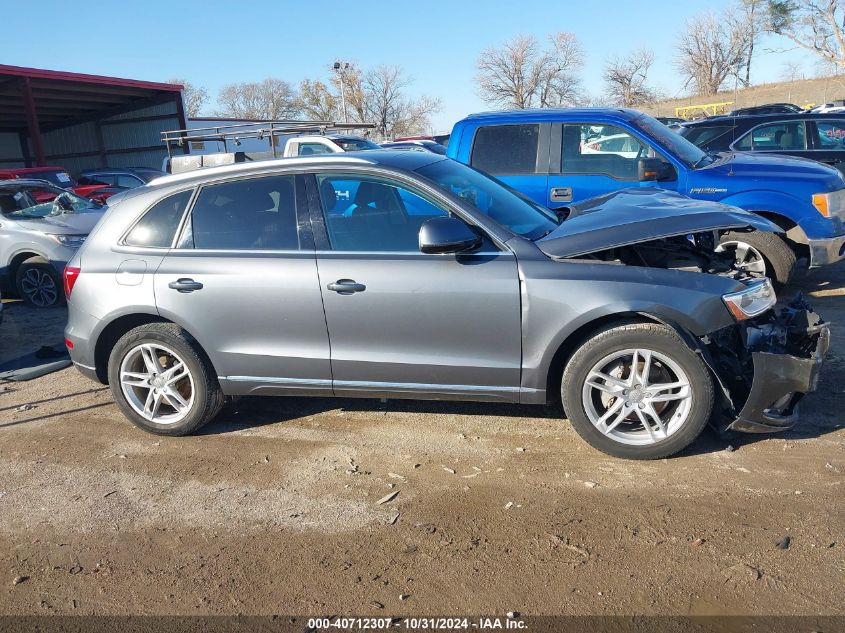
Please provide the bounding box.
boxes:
[536,187,780,259]
[11,211,104,235]
[700,152,845,190]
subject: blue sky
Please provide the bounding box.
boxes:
[4,0,822,131]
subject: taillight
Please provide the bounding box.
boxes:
[63,266,80,299]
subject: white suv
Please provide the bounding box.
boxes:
[0,179,105,307]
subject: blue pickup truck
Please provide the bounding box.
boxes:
[447,108,845,285]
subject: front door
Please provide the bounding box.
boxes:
[154,173,332,395]
[548,122,677,206]
[309,172,523,401]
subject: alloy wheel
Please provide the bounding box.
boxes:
[20,268,58,307]
[715,240,767,277]
[119,343,195,424]
[581,348,693,446]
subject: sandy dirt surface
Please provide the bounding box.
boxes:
[0,267,843,619]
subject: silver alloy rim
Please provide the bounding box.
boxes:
[582,348,693,446]
[20,268,58,307]
[119,343,195,424]
[715,240,767,276]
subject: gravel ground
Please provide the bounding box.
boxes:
[0,266,843,618]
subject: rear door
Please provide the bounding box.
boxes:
[809,119,845,174]
[154,173,332,395]
[468,122,549,206]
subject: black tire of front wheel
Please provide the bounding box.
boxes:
[15,258,64,307]
[720,230,796,288]
[107,323,223,436]
[561,322,714,460]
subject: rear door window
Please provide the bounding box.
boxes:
[181,176,300,250]
[470,124,539,175]
[814,120,845,149]
[125,190,193,248]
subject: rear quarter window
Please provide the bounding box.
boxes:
[124,190,192,248]
[470,124,539,175]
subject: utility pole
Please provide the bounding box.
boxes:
[333,61,350,123]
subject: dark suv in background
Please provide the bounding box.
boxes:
[78,167,165,190]
[679,112,845,174]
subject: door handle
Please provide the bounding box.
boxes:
[550,187,573,202]
[327,279,366,294]
[168,278,204,293]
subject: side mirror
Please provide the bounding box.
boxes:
[637,157,664,181]
[419,216,482,254]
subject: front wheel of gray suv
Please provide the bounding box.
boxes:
[561,322,715,460]
[107,323,224,435]
[15,257,64,307]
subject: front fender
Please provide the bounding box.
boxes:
[518,259,740,400]
[719,190,837,240]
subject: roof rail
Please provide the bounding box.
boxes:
[161,119,376,158]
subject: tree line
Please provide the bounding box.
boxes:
[171,62,440,140]
[175,1,845,134]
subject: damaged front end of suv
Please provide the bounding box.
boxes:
[537,188,830,435]
[705,291,829,433]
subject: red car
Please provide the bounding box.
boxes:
[0,166,117,203]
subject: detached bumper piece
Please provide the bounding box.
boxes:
[808,234,845,267]
[710,295,830,434]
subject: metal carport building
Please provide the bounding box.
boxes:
[0,65,186,174]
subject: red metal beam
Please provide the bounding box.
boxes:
[19,77,45,166]
[0,64,182,93]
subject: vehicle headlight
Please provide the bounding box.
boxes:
[49,234,87,249]
[722,279,776,321]
[812,189,845,219]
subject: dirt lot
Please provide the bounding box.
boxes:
[0,267,843,620]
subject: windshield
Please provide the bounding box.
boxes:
[334,137,381,151]
[25,169,75,188]
[631,114,709,167]
[0,184,100,219]
[416,159,558,240]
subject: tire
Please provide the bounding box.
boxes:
[718,230,796,288]
[561,322,714,460]
[15,257,64,307]
[107,323,223,436]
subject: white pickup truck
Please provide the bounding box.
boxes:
[165,133,382,173]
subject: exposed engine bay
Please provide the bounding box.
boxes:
[569,230,754,280]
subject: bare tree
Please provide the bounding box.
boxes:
[676,11,747,95]
[168,78,208,117]
[603,48,658,106]
[476,32,583,109]
[296,78,338,121]
[359,66,441,138]
[216,78,300,120]
[768,0,845,70]
[782,60,806,81]
[736,0,766,86]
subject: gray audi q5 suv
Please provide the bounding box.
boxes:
[64,151,829,459]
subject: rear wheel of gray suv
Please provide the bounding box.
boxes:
[562,322,714,460]
[15,257,64,307]
[107,323,223,435]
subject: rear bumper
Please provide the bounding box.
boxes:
[808,234,845,267]
[722,299,830,433]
